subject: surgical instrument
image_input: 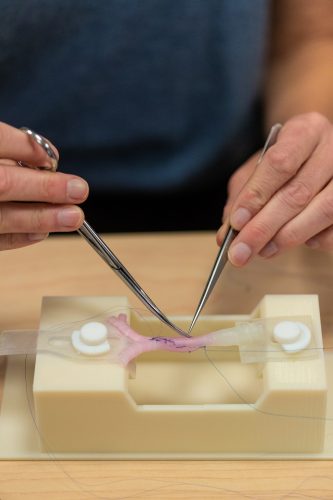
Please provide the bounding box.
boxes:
[19,128,190,338]
[188,123,283,333]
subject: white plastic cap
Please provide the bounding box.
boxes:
[273,321,302,344]
[80,322,108,346]
[71,321,110,356]
[273,321,311,353]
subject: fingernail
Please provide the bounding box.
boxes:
[260,241,279,258]
[230,208,252,230]
[306,238,320,249]
[57,207,81,227]
[67,179,88,201]
[228,242,252,266]
[28,233,49,242]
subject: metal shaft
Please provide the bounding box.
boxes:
[78,221,190,337]
[188,123,283,333]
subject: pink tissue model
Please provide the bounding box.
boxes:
[107,314,235,366]
[73,315,303,364]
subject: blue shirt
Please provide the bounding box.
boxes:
[0,0,270,192]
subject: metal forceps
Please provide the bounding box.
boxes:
[19,128,189,338]
[188,123,283,333]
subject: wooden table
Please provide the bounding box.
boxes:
[0,232,332,499]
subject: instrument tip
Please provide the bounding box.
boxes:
[188,317,197,335]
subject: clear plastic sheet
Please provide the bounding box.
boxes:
[0,305,332,500]
[0,315,317,364]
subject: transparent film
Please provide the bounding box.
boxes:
[0,300,332,500]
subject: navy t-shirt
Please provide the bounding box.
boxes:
[0,0,270,196]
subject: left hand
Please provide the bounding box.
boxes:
[217,112,333,266]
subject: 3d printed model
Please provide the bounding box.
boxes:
[0,295,332,459]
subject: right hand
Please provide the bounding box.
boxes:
[0,122,88,250]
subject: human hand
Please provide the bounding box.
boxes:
[217,112,333,266]
[0,122,88,250]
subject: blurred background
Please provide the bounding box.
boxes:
[0,0,268,231]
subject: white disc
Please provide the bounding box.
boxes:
[273,321,301,345]
[80,322,108,346]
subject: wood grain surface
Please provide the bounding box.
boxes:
[0,232,332,500]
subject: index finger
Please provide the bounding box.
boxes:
[229,114,323,231]
[0,122,59,168]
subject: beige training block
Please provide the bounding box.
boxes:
[30,295,327,458]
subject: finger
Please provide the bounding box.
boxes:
[259,179,333,256]
[0,122,59,168]
[219,153,259,227]
[216,220,230,246]
[221,202,232,224]
[228,137,333,262]
[0,203,84,233]
[0,159,18,167]
[0,232,49,251]
[0,165,89,203]
[306,226,333,251]
[229,113,326,231]
[227,152,259,198]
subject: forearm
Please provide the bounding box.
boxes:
[264,0,333,129]
[265,39,333,128]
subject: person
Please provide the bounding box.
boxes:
[0,0,333,267]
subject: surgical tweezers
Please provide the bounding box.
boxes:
[188,123,283,333]
[19,128,190,338]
